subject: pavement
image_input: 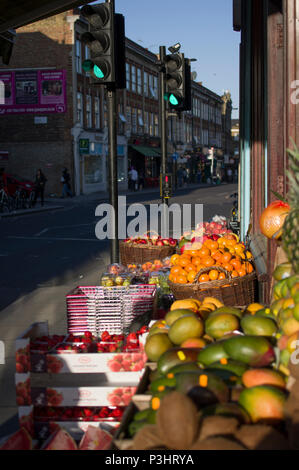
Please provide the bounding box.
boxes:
[0,183,237,438]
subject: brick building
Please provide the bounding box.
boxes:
[0,9,233,195]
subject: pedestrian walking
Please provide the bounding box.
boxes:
[33,169,47,206]
[138,169,145,191]
[61,168,73,198]
[227,168,233,183]
[128,166,138,191]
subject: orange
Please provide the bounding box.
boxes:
[170,254,180,265]
[179,257,191,268]
[168,274,174,282]
[238,269,247,277]
[198,247,211,258]
[185,264,196,273]
[230,258,242,271]
[209,241,219,251]
[211,251,222,262]
[192,257,203,267]
[202,256,215,267]
[209,270,219,281]
[177,274,188,284]
[189,249,200,257]
[218,273,226,280]
[195,264,205,272]
[199,274,210,283]
[222,252,232,263]
[222,263,233,273]
[231,270,239,278]
[245,262,254,274]
[187,271,197,283]
[170,266,184,276]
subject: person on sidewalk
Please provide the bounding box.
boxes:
[61,168,73,198]
[33,169,47,207]
[138,169,145,191]
[128,166,138,191]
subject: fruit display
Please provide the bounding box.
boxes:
[259,201,290,240]
[169,237,254,285]
[123,235,177,247]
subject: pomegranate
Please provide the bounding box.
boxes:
[259,201,290,240]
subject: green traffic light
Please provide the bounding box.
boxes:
[169,94,179,106]
[82,59,93,72]
[93,65,105,79]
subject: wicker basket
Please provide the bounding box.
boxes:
[119,231,176,266]
[168,266,258,306]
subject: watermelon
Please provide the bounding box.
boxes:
[0,427,32,450]
[79,426,113,450]
[42,428,77,450]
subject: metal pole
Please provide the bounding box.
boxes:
[159,46,169,207]
[107,0,119,262]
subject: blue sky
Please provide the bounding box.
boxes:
[91,0,240,118]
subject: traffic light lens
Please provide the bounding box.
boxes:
[93,65,105,79]
[169,94,179,106]
[82,59,94,72]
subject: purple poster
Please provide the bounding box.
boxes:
[0,69,67,115]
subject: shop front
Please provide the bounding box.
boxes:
[82,142,105,194]
[128,144,161,188]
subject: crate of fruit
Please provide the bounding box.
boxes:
[119,232,177,266]
[66,284,157,335]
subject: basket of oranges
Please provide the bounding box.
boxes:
[168,237,258,306]
[119,232,177,267]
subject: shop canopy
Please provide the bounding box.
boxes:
[130,145,161,158]
[0,0,92,33]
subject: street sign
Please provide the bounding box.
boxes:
[172,152,179,161]
[79,139,90,155]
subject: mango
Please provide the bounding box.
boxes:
[293,303,299,322]
[157,348,201,375]
[149,320,167,330]
[147,327,169,338]
[180,338,206,349]
[205,314,240,340]
[280,349,291,367]
[168,315,204,345]
[241,315,277,337]
[175,371,229,406]
[202,297,224,309]
[200,403,250,424]
[273,279,288,300]
[145,333,173,362]
[208,359,248,377]
[270,298,285,317]
[255,308,277,321]
[238,386,287,423]
[223,336,275,367]
[197,342,229,366]
[242,369,286,389]
[273,263,293,281]
[281,317,299,336]
[165,309,196,327]
[149,376,176,393]
[210,306,243,319]
[167,362,201,375]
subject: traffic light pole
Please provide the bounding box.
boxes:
[159,46,169,209]
[106,0,119,263]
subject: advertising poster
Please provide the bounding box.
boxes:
[0,69,67,115]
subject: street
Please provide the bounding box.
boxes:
[0,183,237,437]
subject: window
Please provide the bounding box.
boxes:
[77,92,83,126]
[137,108,143,134]
[131,65,136,93]
[154,114,159,136]
[132,108,137,133]
[126,63,130,90]
[153,76,158,99]
[118,103,126,134]
[144,111,149,133]
[149,74,155,99]
[149,112,154,135]
[144,71,148,97]
[84,46,90,76]
[137,68,142,95]
[126,106,132,133]
[103,99,108,129]
[86,95,92,128]
[76,40,82,74]
[94,97,100,129]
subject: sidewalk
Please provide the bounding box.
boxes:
[0,182,229,218]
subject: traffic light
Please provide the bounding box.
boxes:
[81,3,125,88]
[164,52,185,109]
[160,174,173,198]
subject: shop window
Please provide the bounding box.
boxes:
[126,63,130,90]
[76,40,82,74]
[77,92,83,126]
[149,74,155,99]
[153,76,158,100]
[94,97,100,129]
[131,65,136,93]
[86,95,92,128]
[144,71,148,97]
[137,68,142,95]
[84,155,103,185]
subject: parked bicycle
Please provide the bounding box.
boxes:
[12,186,28,211]
[0,187,13,213]
[27,189,36,208]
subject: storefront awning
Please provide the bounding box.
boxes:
[130,145,161,157]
